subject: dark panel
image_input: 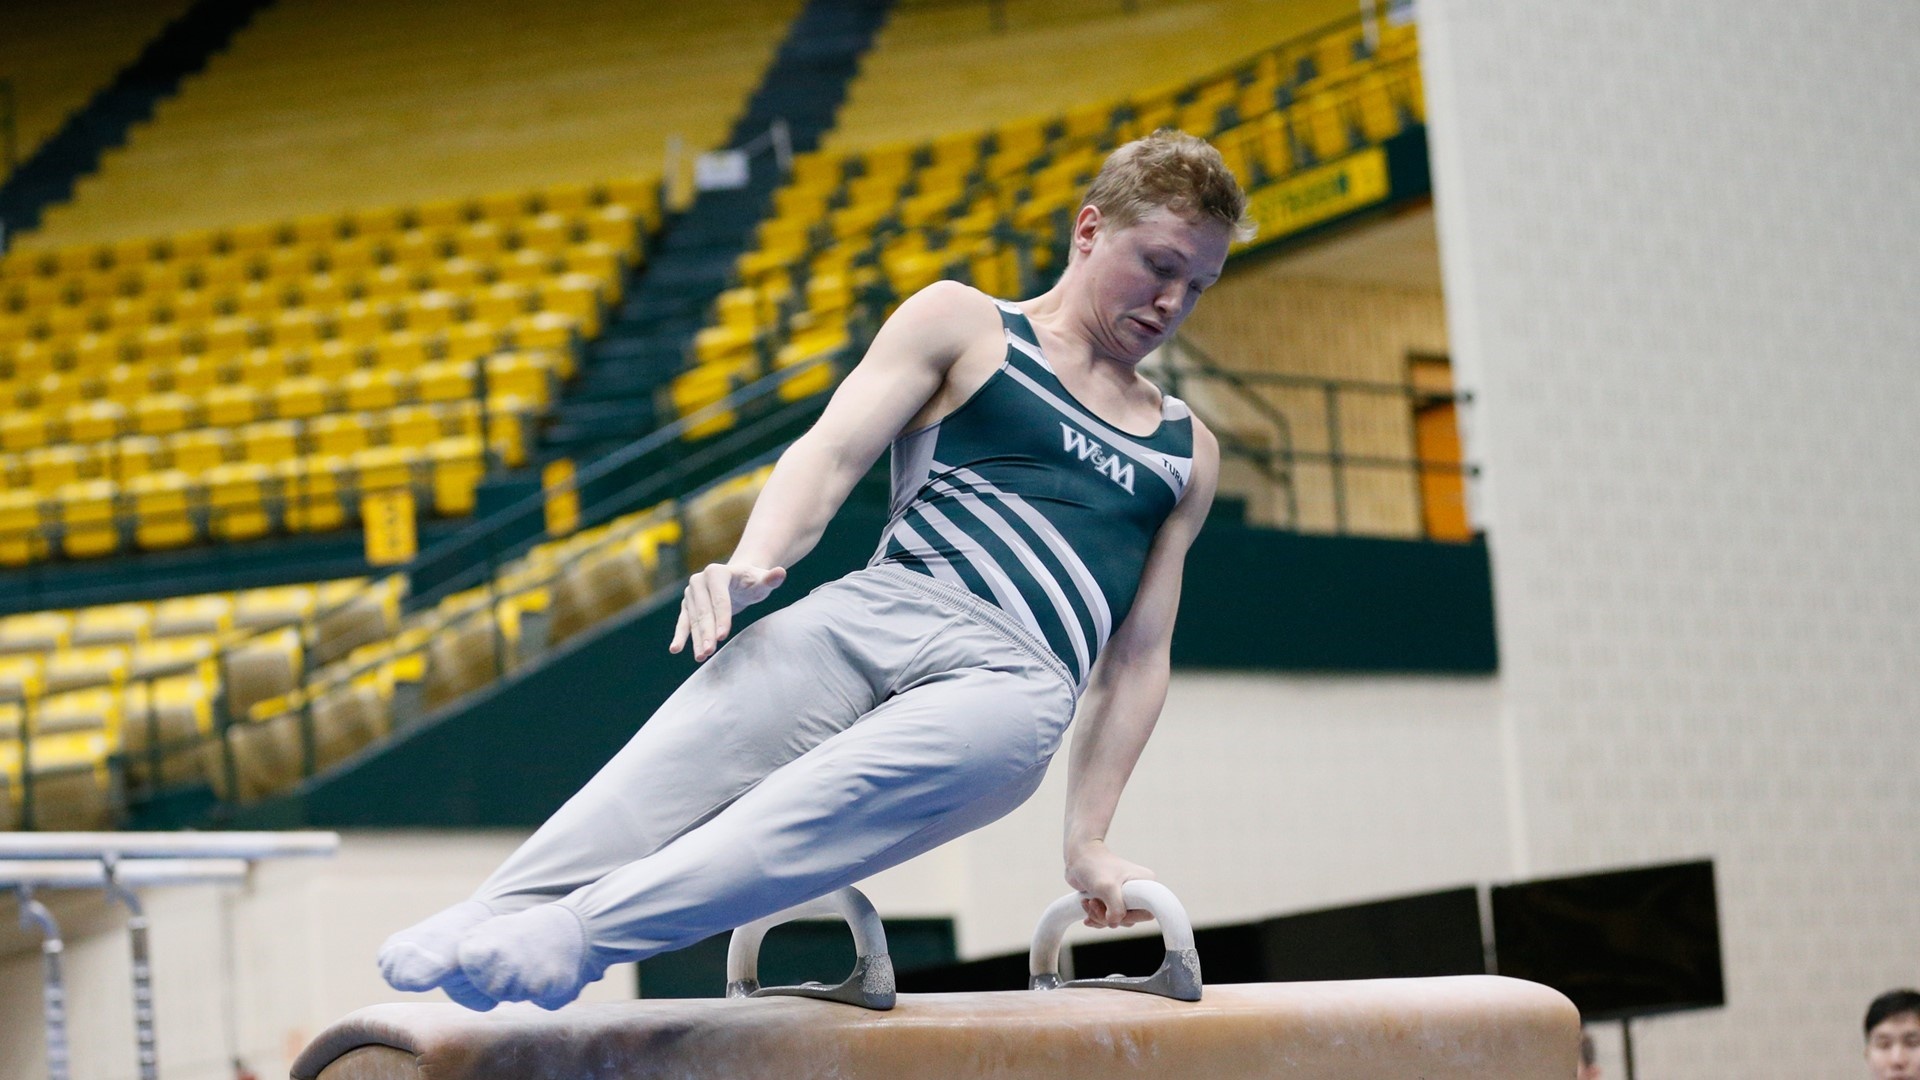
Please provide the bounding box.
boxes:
[1174,526,1498,673]
[1492,860,1724,1021]
[1069,887,1485,986]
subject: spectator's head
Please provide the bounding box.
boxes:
[1576,1030,1601,1080]
[1865,989,1920,1080]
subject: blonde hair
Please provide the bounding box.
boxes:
[1077,128,1254,243]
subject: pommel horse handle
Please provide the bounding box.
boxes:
[1029,879,1203,1002]
[724,886,896,1010]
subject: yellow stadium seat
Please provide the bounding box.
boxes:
[344,368,405,412]
[35,372,86,413]
[327,236,381,278]
[37,688,120,736]
[509,311,577,353]
[168,355,222,396]
[112,435,162,483]
[0,490,46,565]
[299,273,348,310]
[444,321,500,364]
[447,223,504,264]
[374,331,430,372]
[413,359,477,405]
[427,437,485,516]
[484,400,532,467]
[63,400,127,444]
[126,471,199,550]
[386,231,442,273]
[203,462,275,541]
[56,479,121,559]
[484,352,555,408]
[0,655,41,704]
[403,291,461,335]
[123,670,215,786]
[203,315,260,355]
[536,275,603,336]
[102,364,158,406]
[166,428,234,474]
[130,637,214,680]
[72,603,151,647]
[497,249,556,286]
[0,410,53,454]
[386,405,442,450]
[308,340,363,381]
[562,242,623,283]
[582,204,640,257]
[351,445,416,498]
[45,645,131,694]
[1295,93,1353,162]
[472,282,533,326]
[152,594,232,639]
[26,445,89,495]
[335,299,391,342]
[278,457,349,533]
[309,413,371,458]
[668,364,740,439]
[232,282,283,321]
[434,400,483,441]
[271,376,332,421]
[427,257,483,294]
[132,392,195,437]
[0,610,71,656]
[1356,72,1402,142]
[270,309,324,350]
[517,213,572,256]
[412,198,467,232]
[238,346,295,390]
[239,420,301,466]
[203,384,264,428]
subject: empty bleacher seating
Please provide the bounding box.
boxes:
[667,10,1425,442]
[18,0,803,249]
[0,176,659,562]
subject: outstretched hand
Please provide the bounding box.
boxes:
[1065,839,1157,929]
[669,563,787,661]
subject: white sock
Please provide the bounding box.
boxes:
[457,902,594,1010]
[378,900,496,993]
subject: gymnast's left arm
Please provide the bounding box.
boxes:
[1063,419,1219,929]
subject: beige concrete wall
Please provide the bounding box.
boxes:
[1173,265,1450,536]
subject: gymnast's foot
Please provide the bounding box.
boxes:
[378,900,497,998]
[457,902,596,1011]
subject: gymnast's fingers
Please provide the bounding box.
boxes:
[669,605,689,653]
[685,578,714,659]
[703,565,735,647]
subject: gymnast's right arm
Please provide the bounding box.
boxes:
[670,281,987,661]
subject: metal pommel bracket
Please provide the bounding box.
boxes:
[723,886,896,1010]
[1028,879,1203,1002]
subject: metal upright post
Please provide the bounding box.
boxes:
[1621,1016,1637,1080]
[17,886,71,1080]
[102,857,159,1080]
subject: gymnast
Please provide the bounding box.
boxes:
[378,129,1248,1010]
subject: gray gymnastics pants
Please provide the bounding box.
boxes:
[470,564,1077,974]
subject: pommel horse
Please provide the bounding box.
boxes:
[296,882,1579,1079]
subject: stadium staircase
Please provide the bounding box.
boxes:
[542,0,893,463]
[0,0,272,241]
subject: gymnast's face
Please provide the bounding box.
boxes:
[1869,1012,1920,1080]
[1072,204,1231,364]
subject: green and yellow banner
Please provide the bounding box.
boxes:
[1233,145,1392,255]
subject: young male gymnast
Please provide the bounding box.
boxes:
[379,129,1248,1010]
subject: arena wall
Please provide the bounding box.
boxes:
[1418,0,1920,1075]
